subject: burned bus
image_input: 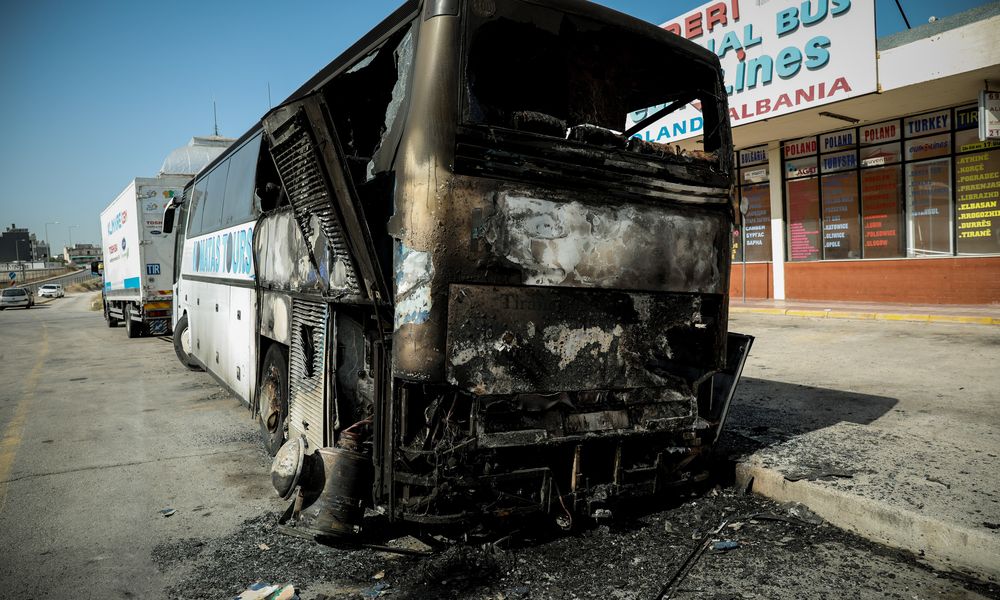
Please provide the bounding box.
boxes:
[163,0,751,536]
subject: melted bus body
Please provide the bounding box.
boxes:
[165,0,751,533]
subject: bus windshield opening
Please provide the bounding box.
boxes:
[464,1,725,164]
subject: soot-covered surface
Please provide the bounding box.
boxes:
[153,487,998,599]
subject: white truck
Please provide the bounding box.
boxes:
[100,176,189,337]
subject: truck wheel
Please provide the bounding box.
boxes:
[172,314,202,371]
[105,302,119,327]
[125,305,140,338]
[258,344,289,456]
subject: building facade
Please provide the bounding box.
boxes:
[0,224,33,262]
[63,243,102,266]
[653,1,1000,305]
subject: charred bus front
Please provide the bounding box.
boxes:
[167,0,751,537]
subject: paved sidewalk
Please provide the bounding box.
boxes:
[722,313,1000,583]
[730,298,1000,325]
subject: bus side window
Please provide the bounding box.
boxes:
[187,177,209,237]
[201,159,231,234]
[222,134,263,227]
[324,23,415,184]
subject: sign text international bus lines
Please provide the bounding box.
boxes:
[628,0,877,144]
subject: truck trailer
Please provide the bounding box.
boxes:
[100,176,189,337]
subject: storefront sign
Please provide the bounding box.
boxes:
[821,128,856,152]
[980,90,1000,141]
[860,120,900,145]
[956,105,1000,152]
[904,110,950,138]
[784,135,817,158]
[820,149,857,173]
[628,0,877,142]
[739,145,768,165]
[742,167,769,183]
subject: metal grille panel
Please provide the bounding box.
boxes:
[270,112,361,296]
[288,299,327,451]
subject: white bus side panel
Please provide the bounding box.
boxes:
[180,221,257,404]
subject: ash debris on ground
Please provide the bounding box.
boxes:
[153,485,999,600]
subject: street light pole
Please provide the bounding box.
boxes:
[44,221,59,261]
[68,225,78,247]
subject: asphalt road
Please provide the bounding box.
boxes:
[0,296,995,599]
[0,292,284,598]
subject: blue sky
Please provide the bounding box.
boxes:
[0,0,991,254]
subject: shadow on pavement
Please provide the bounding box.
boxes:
[719,377,898,457]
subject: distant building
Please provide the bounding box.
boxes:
[0,224,33,262]
[159,136,235,177]
[64,243,102,266]
[30,234,49,260]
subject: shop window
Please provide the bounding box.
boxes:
[955,149,1000,256]
[785,156,817,179]
[956,127,1000,153]
[741,180,772,262]
[736,146,772,263]
[905,133,951,162]
[861,166,905,259]
[906,158,952,256]
[786,177,821,261]
[860,142,901,167]
[730,187,742,262]
[821,172,860,259]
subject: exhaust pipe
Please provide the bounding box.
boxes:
[271,433,373,537]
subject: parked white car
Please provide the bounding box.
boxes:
[38,284,65,298]
[0,287,34,309]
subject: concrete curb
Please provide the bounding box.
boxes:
[730,306,1000,326]
[735,462,1000,582]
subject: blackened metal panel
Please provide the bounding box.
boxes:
[484,192,729,294]
[264,106,362,298]
[709,332,754,444]
[288,299,328,450]
[446,284,724,396]
[255,208,327,294]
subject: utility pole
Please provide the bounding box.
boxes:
[45,221,59,262]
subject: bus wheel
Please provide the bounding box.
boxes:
[258,344,289,456]
[125,305,140,338]
[172,314,202,371]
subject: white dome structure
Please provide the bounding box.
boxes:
[159,136,236,176]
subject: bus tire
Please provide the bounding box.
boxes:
[172,314,202,371]
[125,305,140,338]
[258,344,289,456]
